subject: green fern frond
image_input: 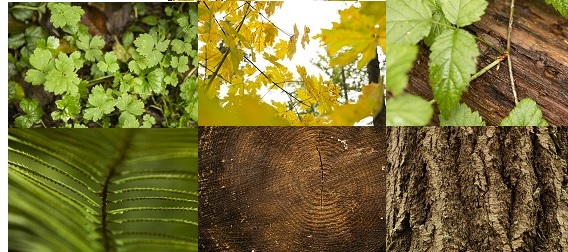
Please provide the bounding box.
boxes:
[8,129,198,252]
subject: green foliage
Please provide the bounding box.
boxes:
[546,0,568,19]
[440,0,488,27]
[429,29,479,118]
[386,95,433,126]
[133,32,170,69]
[386,0,432,45]
[500,98,549,126]
[76,35,105,62]
[385,0,549,125]
[386,44,417,96]
[8,129,198,251]
[44,52,82,95]
[9,3,198,128]
[14,99,44,128]
[97,52,120,73]
[48,3,84,29]
[439,103,485,126]
[83,85,116,122]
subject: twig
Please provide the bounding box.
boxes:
[471,55,506,81]
[506,0,519,104]
[204,2,251,92]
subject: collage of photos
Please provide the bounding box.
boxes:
[6,1,568,252]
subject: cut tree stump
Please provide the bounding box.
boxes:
[199,127,386,252]
[405,0,568,125]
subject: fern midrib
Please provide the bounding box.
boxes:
[101,132,135,252]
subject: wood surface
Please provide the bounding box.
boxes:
[387,127,568,251]
[199,127,386,251]
[404,0,568,125]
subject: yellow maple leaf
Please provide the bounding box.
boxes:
[315,2,385,69]
[287,24,299,60]
[301,25,311,49]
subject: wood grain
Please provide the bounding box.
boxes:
[199,127,386,252]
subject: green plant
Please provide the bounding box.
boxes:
[8,129,198,251]
[385,0,551,126]
[8,3,198,128]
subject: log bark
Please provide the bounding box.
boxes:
[199,127,386,251]
[405,0,568,125]
[387,127,568,251]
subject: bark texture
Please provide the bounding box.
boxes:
[405,0,568,125]
[387,127,568,251]
[199,127,386,251]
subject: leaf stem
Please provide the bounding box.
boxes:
[101,132,134,252]
[507,0,519,104]
[474,35,504,55]
[471,56,505,81]
[88,75,114,86]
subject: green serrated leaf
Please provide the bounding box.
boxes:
[141,114,156,128]
[52,94,81,122]
[97,52,119,73]
[386,95,433,126]
[440,0,488,27]
[424,10,452,47]
[83,85,116,121]
[116,94,145,116]
[118,113,140,128]
[44,52,81,95]
[546,0,568,19]
[429,29,479,118]
[386,0,433,45]
[386,44,417,96]
[439,103,485,126]
[500,98,549,126]
[48,3,84,29]
[28,48,53,71]
[15,98,44,128]
[134,32,170,68]
[77,35,104,62]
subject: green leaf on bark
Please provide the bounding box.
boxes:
[429,29,479,118]
[386,95,433,126]
[440,0,488,27]
[500,98,549,126]
[439,103,485,126]
[386,44,417,96]
[386,0,433,45]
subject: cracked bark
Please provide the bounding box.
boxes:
[387,127,568,251]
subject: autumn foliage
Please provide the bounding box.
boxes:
[198,1,385,126]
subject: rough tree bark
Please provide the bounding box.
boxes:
[405,0,568,125]
[387,127,568,251]
[199,127,386,251]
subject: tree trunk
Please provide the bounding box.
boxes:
[387,127,568,251]
[405,0,568,125]
[199,127,387,251]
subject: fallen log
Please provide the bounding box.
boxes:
[405,0,568,125]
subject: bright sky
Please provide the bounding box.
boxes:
[254,1,356,104]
